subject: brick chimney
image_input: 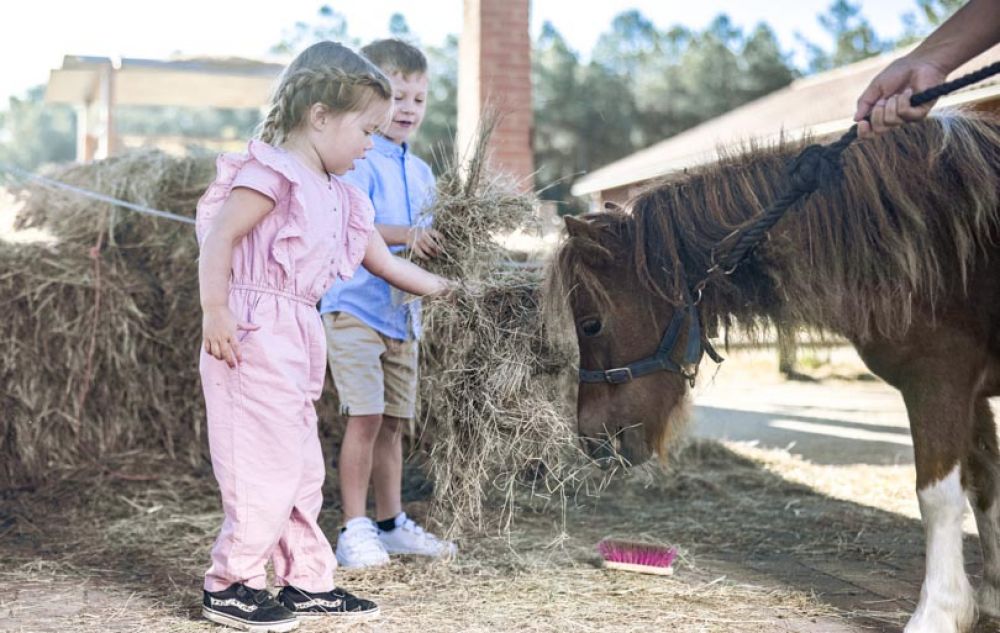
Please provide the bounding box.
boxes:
[456,0,534,190]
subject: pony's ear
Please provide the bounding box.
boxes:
[564,215,602,240]
[564,216,614,266]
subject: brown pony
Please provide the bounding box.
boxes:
[547,110,1000,633]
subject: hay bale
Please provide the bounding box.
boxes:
[418,117,584,532]
[1,152,213,485]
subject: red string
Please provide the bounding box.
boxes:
[75,226,104,423]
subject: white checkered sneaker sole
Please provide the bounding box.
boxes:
[293,605,380,621]
[202,606,299,632]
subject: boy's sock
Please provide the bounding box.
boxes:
[377,511,458,558]
[376,514,399,531]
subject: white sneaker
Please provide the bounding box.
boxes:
[335,517,390,569]
[377,512,457,558]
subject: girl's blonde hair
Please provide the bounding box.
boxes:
[258,41,393,145]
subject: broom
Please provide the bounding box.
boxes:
[596,538,678,576]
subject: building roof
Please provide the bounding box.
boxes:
[45,55,285,109]
[571,44,1000,197]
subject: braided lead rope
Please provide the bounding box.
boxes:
[697,61,1000,294]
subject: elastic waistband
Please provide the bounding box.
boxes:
[231,283,315,306]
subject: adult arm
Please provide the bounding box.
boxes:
[855,0,1000,138]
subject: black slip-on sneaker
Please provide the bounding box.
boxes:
[202,583,299,632]
[277,585,379,620]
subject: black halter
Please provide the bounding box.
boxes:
[578,289,722,387]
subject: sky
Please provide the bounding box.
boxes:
[2,0,922,104]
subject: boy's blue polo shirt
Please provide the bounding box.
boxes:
[319,134,435,340]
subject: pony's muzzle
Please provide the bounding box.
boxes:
[581,425,649,468]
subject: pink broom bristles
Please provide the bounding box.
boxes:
[596,538,677,576]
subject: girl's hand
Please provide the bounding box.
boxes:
[434,277,460,299]
[407,227,444,259]
[202,305,260,368]
[364,230,457,297]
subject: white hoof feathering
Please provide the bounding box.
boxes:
[905,465,976,633]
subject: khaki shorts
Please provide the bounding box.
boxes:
[323,311,418,419]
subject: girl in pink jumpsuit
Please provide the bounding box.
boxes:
[195,42,450,632]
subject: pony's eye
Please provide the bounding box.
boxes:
[580,318,603,337]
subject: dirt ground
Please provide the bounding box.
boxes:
[4,347,1000,633]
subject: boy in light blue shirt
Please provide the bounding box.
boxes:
[320,39,456,568]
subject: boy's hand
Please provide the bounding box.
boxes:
[407,227,444,259]
[202,305,260,368]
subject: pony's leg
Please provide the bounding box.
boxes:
[967,397,1000,618]
[901,381,977,633]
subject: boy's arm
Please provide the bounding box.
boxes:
[376,224,443,259]
[346,155,442,257]
[340,160,416,248]
[377,224,413,246]
[386,161,442,258]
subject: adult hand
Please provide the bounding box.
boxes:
[854,57,947,139]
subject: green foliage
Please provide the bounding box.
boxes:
[916,0,967,25]
[533,23,639,214]
[0,86,76,170]
[270,4,357,55]
[410,34,458,173]
[803,0,891,73]
[538,13,795,211]
[389,12,411,38]
[898,0,965,45]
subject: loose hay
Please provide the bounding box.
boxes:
[3,439,915,632]
[416,115,589,533]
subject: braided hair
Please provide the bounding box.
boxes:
[258,41,392,145]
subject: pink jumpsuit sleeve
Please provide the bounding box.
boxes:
[232,161,289,204]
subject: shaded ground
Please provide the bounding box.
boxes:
[692,346,913,466]
[3,347,1000,632]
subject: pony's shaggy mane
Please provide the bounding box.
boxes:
[549,110,1000,342]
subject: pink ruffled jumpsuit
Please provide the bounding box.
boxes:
[195,139,374,592]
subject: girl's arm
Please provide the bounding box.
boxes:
[198,188,274,367]
[362,229,452,297]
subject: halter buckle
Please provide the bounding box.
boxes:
[604,367,634,384]
[681,364,699,388]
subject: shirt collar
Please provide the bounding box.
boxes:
[373,134,408,158]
